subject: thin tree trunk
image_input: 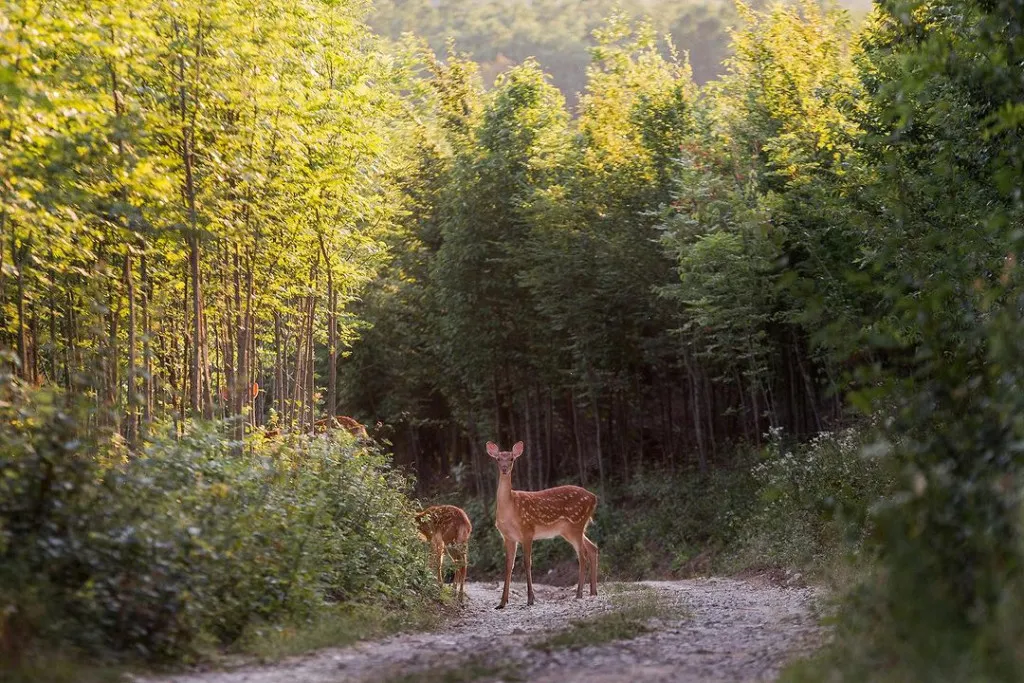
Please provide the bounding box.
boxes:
[545,388,554,489]
[176,17,205,419]
[274,312,285,425]
[249,309,257,429]
[212,321,222,416]
[686,357,707,473]
[48,280,57,384]
[532,385,540,491]
[14,234,28,379]
[29,304,38,384]
[124,249,138,447]
[291,313,303,426]
[306,289,317,427]
[64,289,75,390]
[666,381,677,470]
[231,243,245,438]
[141,252,153,430]
[519,392,532,489]
[181,264,190,427]
[317,232,337,418]
[794,337,823,433]
[492,373,502,443]
[591,387,604,491]
[187,252,201,415]
[635,375,644,473]
[107,266,123,426]
[570,389,586,487]
[200,291,213,419]
[703,369,718,456]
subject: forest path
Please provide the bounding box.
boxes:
[136,578,821,683]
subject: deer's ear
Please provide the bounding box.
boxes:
[486,441,500,459]
[511,441,524,458]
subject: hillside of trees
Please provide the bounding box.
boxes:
[368,0,873,103]
[3,0,1024,680]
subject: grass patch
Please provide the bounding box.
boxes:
[2,650,128,683]
[382,656,523,683]
[235,598,449,662]
[531,583,673,652]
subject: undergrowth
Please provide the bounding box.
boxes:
[0,374,439,673]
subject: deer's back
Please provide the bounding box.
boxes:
[416,504,472,544]
[515,485,597,526]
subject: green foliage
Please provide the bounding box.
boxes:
[736,426,891,570]
[430,59,569,430]
[0,373,434,662]
[597,465,757,578]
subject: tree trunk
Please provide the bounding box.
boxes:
[306,290,317,427]
[232,243,247,439]
[48,280,57,384]
[64,289,75,390]
[317,232,337,417]
[274,312,285,425]
[177,17,206,419]
[591,385,604,491]
[686,356,707,473]
[570,389,586,487]
[14,234,28,379]
[29,304,38,384]
[703,369,718,456]
[545,388,554,489]
[124,249,138,447]
[107,266,122,427]
[181,264,190,427]
[141,251,153,430]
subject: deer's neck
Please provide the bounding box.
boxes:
[496,472,515,510]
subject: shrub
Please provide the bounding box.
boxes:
[0,373,435,662]
[734,425,892,571]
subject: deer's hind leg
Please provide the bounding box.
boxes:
[566,531,586,599]
[583,535,599,596]
[447,541,469,602]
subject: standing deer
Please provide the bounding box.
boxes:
[487,441,599,609]
[415,504,473,602]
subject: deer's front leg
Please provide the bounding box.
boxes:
[496,538,517,609]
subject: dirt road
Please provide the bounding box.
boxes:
[136,578,821,683]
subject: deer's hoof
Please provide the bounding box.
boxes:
[495,603,506,610]
[527,598,534,606]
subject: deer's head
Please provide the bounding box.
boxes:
[487,441,524,476]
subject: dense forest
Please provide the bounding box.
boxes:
[3,0,1024,680]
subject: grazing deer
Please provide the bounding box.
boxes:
[487,441,599,609]
[415,504,473,602]
[312,415,370,440]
